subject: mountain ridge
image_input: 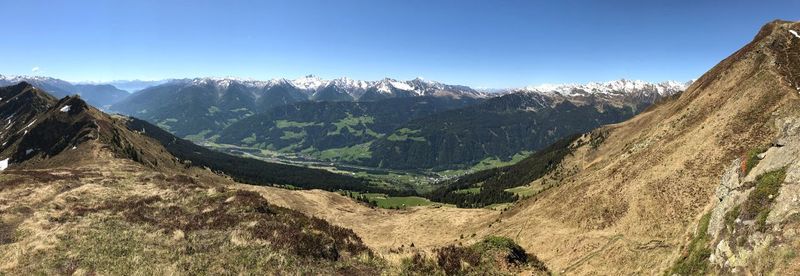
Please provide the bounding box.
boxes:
[0,75,129,108]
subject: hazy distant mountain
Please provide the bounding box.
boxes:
[0,75,129,108]
[98,79,168,92]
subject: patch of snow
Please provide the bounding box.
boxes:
[0,158,8,171]
[292,75,328,90]
[60,105,71,112]
[71,146,77,150]
[790,30,800,39]
[375,82,391,93]
[522,79,689,97]
[389,81,414,91]
[25,149,34,155]
[188,77,270,90]
[24,119,36,129]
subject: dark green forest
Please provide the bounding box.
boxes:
[365,93,636,170]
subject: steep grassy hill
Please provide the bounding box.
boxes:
[481,20,800,274]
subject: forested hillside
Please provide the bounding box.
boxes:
[218,96,480,159]
[364,92,637,170]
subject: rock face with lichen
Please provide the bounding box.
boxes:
[706,116,800,274]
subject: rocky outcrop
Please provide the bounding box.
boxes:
[707,116,800,273]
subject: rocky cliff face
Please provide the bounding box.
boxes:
[706,116,800,274]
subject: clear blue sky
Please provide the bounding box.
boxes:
[0,0,798,88]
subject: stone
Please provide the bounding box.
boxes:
[172,230,185,240]
[709,160,747,236]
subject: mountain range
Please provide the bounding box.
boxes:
[110,76,688,171]
[77,79,169,93]
[0,74,689,172]
[0,75,130,108]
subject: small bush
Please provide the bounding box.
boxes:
[400,236,548,275]
[741,168,785,232]
[472,236,529,265]
[668,212,712,275]
[741,146,767,175]
[724,205,740,230]
[400,253,441,275]
[436,245,481,275]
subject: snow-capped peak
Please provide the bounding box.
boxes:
[329,77,370,90]
[187,77,270,89]
[522,79,689,96]
[292,75,327,90]
[389,81,414,91]
[0,74,70,86]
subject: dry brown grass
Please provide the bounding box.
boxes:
[0,143,384,274]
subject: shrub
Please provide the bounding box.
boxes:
[400,253,441,275]
[724,205,740,230]
[473,236,528,265]
[399,236,547,275]
[741,168,785,232]
[436,245,481,275]
[741,146,767,175]
[668,212,712,275]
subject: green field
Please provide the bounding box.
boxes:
[280,130,306,140]
[453,187,481,194]
[505,185,538,197]
[329,114,376,136]
[313,142,373,162]
[275,120,321,128]
[386,128,426,142]
[484,203,513,210]
[437,151,532,178]
[344,192,433,209]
